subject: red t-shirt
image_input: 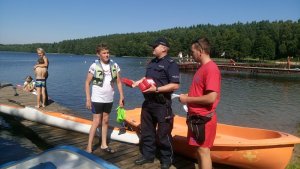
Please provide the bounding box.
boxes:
[187,60,221,116]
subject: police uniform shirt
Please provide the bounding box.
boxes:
[146,55,180,87]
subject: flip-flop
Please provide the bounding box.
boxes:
[101,147,115,154]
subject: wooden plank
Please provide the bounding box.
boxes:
[44,133,73,142]
[109,149,140,163]
[172,156,196,169]
[27,124,64,132]
[101,145,138,160]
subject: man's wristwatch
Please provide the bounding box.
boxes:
[156,86,159,93]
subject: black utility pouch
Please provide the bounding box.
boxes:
[187,115,212,143]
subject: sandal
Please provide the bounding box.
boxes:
[101,147,115,154]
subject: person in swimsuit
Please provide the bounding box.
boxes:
[35,48,49,105]
[34,57,47,108]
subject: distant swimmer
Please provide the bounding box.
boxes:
[229,59,236,66]
[287,56,293,69]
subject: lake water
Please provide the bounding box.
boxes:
[1,51,300,163]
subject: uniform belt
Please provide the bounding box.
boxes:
[144,93,171,103]
[188,111,215,118]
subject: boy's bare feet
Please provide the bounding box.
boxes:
[86,147,92,153]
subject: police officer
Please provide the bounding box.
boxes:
[133,37,180,169]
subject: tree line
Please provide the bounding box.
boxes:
[0,19,299,61]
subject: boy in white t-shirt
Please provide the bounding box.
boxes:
[85,44,124,153]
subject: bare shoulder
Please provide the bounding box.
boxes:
[43,56,49,62]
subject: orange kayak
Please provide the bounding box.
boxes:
[125,108,300,169]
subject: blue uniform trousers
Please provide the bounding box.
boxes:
[140,100,174,164]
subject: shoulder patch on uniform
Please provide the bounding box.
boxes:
[167,58,174,63]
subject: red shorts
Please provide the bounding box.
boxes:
[187,113,217,148]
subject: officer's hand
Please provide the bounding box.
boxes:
[132,81,139,88]
[143,84,156,93]
[179,94,188,104]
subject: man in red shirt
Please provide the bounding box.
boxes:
[179,37,221,169]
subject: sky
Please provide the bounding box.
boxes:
[0,0,299,44]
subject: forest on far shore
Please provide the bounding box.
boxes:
[0,19,299,61]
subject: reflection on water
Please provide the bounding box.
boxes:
[0,52,300,163]
[217,73,300,134]
[0,116,41,164]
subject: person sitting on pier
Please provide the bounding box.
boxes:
[34,58,47,108]
[23,75,35,92]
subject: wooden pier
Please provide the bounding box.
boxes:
[0,84,236,169]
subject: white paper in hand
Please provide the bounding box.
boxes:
[183,105,188,112]
[171,94,180,99]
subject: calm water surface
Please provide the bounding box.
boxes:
[0,51,299,163]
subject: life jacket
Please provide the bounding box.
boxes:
[92,59,118,87]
